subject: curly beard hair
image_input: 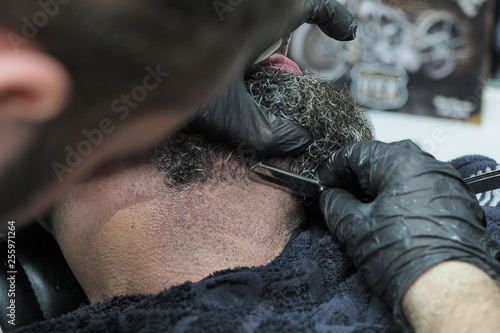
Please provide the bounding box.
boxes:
[154,66,374,189]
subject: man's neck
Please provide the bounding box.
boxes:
[135,179,304,294]
[55,160,305,303]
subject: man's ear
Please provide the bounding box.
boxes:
[0,49,71,123]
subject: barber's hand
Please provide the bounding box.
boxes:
[251,0,358,63]
[192,0,356,157]
[192,74,313,157]
[317,140,500,330]
[291,0,358,41]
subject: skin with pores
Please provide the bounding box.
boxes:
[51,154,303,302]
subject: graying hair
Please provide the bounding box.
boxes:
[154,66,374,188]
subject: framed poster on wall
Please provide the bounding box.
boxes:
[289,0,494,123]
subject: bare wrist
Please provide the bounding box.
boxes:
[402,261,500,333]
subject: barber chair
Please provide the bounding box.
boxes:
[0,222,88,332]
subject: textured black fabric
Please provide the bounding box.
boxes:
[14,219,396,333]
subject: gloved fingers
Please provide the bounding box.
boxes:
[317,140,380,192]
[320,188,367,243]
[317,140,446,196]
[248,105,313,157]
[255,0,357,64]
[391,139,423,151]
[193,84,312,157]
[233,97,313,157]
[303,0,358,41]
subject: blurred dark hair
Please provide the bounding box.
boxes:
[0,0,295,218]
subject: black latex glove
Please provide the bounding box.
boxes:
[193,0,357,157]
[293,0,358,41]
[192,73,313,157]
[317,140,500,331]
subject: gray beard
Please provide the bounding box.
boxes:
[154,66,374,189]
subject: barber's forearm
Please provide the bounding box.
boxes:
[402,261,500,333]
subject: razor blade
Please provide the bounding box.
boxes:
[249,163,500,197]
[248,163,326,198]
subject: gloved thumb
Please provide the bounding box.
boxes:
[248,103,313,157]
[303,0,358,41]
[320,188,368,244]
[193,81,313,157]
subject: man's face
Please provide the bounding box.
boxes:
[44,65,374,302]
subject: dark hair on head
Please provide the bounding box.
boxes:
[0,0,297,218]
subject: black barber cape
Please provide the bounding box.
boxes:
[15,155,500,333]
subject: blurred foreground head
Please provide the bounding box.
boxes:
[0,0,306,223]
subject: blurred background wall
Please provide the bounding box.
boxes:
[289,0,500,163]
